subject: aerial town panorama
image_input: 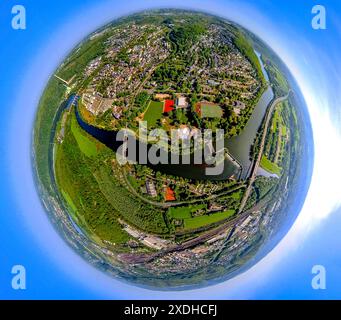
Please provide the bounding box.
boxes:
[34,10,305,287]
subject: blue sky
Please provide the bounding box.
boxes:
[1,0,341,299]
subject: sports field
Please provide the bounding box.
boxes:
[200,103,223,118]
[143,101,164,127]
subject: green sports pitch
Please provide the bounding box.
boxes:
[200,103,223,118]
[143,101,164,127]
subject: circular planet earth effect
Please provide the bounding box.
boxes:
[33,9,313,289]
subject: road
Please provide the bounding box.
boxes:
[120,166,246,209]
[238,92,290,214]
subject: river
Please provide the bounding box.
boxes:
[74,51,274,181]
[225,51,274,179]
[225,86,274,179]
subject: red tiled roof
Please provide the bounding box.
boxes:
[164,187,176,201]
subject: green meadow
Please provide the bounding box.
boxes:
[143,101,164,127]
[184,210,235,230]
[260,155,282,175]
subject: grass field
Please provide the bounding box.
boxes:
[260,155,282,175]
[271,109,280,133]
[281,125,287,136]
[143,101,164,127]
[200,103,223,118]
[184,210,235,230]
[70,113,98,157]
[231,190,242,200]
[271,104,288,136]
[168,204,206,219]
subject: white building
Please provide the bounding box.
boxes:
[176,96,188,109]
